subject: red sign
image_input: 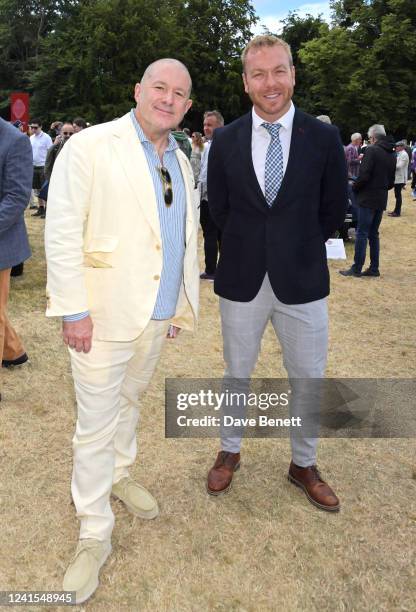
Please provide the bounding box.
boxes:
[10,93,30,130]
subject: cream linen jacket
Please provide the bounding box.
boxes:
[45,113,199,341]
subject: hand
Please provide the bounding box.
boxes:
[62,316,93,353]
[166,325,181,339]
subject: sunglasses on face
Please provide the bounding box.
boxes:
[157,166,173,206]
[62,131,73,136]
[30,125,40,129]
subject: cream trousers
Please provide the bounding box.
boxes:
[69,319,169,541]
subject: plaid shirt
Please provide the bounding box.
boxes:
[344,143,360,178]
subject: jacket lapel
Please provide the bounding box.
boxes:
[111,113,161,240]
[175,151,197,244]
[237,113,269,213]
[273,108,307,208]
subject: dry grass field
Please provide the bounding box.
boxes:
[1,188,415,611]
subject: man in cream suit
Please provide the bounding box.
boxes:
[45,59,199,604]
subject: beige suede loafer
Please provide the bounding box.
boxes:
[111,476,159,519]
[63,538,111,604]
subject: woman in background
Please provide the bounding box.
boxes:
[190,131,204,186]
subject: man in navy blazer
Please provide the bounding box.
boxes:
[206,35,348,511]
[0,118,32,385]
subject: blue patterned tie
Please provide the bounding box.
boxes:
[262,122,284,207]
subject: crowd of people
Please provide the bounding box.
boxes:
[339,129,414,277]
[313,114,415,277]
[0,33,414,605]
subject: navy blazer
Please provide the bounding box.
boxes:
[0,118,32,270]
[207,109,348,304]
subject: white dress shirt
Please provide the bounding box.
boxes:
[30,131,53,166]
[251,102,295,196]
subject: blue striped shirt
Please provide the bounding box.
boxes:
[130,110,186,320]
[63,112,186,323]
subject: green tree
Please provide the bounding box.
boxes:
[0,0,73,115]
[176,0,257,122]
[31,0,185,122]
[299,0,416,139]
[29,0,257,125]
[299,26,360,130]
[279,11,329,112]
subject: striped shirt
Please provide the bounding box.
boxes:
[130,109,186,319]
[63,112,186,323]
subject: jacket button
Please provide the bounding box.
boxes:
[153,274,160,280]
[156,245,161,251]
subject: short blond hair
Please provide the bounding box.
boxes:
[241,35,293,72]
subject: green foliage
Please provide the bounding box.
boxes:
[298,0,416,139]
[1,0,257,125]
[31,0,183,122]
[0,0,73,108]
[299,27,361,125]
[279,12,329,112]
[175,0,257,120]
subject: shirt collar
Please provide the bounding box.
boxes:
[130,109,178,152]
[252,102,295,134]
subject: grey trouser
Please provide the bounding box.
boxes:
[219,274,328,467]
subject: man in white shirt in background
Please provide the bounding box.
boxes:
[29,119,52,218]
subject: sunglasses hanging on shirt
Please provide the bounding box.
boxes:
[157,166,173,207]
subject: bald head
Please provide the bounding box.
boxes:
[134,57,193,142]
[141,59,192,96]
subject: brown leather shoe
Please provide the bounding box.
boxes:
[207,451,240,496]
[288,461,340,512]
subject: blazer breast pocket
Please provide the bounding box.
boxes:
[83,236,119,268]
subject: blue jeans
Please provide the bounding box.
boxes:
[348,181,358,225]
[353,206,383,273]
